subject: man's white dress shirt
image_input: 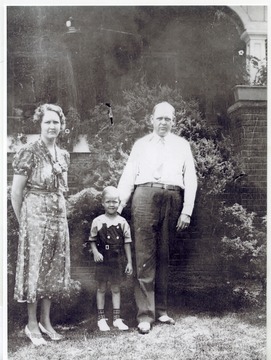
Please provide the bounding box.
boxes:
[118,132,197,216]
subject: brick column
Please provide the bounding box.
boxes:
[227,98,267,216]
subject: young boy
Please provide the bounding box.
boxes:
[89,186,133,331]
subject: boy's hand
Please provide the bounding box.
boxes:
[125,263,133,275]
[93,252,104,262]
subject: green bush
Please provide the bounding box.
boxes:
[67,187,103,265]
[218,204,266,301]
[58,106,82,152]
[68,81,237,197]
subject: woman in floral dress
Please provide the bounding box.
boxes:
[11,104,70,346]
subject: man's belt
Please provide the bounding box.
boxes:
[136,182,182,191]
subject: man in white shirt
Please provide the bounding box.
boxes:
[118,101,197,334]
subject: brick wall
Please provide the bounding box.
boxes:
[227,100,267,216]
[69,153,91,194]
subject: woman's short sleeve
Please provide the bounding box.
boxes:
[12,146,34,177]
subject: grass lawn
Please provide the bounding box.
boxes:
[8,307,266,360]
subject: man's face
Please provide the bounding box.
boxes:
[151,104,175,137]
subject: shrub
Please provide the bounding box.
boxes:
[67,187,103,265]
[218,204,266,281]
[69,81,237,197]
[58,106,82,152]
[214,203,266,307]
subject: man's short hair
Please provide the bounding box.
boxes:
[152,102,175,117]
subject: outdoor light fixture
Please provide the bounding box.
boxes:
[65,17,72,28]
[65,17,79,34]
[63,16,81,52]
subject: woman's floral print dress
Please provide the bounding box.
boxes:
[12,139,71,303]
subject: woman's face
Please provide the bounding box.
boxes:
[41,110,61,141]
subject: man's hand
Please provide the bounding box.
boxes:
[176,214,191,231]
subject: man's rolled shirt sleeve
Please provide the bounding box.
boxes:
[118,143,139,208]
[181,143,197,217]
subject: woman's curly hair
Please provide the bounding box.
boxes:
[33,104,66,131]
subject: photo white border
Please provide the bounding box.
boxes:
[1,2,269,360]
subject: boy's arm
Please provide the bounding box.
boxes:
[90,241,104,262]
[124,243,133,274]
[89,219,104,262]
[90,240,98,255]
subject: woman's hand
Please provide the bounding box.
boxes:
[11,174,28,222]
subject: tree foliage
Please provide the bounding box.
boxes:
[67,81,237,196]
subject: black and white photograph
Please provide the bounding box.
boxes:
[3,3,268,359]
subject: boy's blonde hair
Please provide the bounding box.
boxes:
[102,186,120,200]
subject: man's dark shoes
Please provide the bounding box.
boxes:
[158,315,175,325]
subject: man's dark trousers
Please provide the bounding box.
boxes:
[131,185,183,324]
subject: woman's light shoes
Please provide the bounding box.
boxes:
[25,325,47,346]
[38,322,63,340]
[113,318,129,331]
[97,318,110,331]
